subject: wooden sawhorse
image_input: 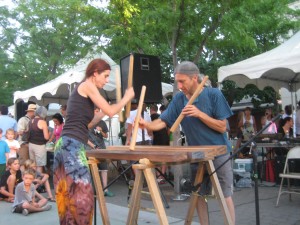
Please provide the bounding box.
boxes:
[127,158,233,225]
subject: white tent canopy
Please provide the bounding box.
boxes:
[14,51,173,106]
[218,31,300,92]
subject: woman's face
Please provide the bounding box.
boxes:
[53,118,60,126]
[94,70,110,89]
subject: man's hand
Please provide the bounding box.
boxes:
[182,105,202,118]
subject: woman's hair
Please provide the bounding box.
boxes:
[283,116,293,125]
[7,157,18,166]
[52,113,64,124]
[35,106,48,119]
[85,59,111,80]
[24,159,35,170]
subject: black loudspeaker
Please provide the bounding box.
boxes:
[120,53,162,103]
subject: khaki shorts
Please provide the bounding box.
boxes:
[191,153,233,198]
[29,143,47,167]
[18,143,29,166]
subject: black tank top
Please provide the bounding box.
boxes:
[29,118,48,145]
[62,85,94,143]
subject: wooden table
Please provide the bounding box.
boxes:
[86,145,233,225]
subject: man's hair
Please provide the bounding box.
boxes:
[0,105,8,115]
[7,157,18,166]
[23,168,36,178]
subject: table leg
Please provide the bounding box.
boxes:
[127,167,144,225]
[88,157,110,225]
[185,162,205,225]
[207,160,233,225]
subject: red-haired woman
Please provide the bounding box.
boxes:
[53,59,134,225]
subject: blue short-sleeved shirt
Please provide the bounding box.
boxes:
[0,141,10,164]
[160,87,233,153]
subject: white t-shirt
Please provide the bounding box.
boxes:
[126,109,152,142]
[5,139,20,158]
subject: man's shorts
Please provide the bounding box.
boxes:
[190,153,233,198]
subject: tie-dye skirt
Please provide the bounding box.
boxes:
[53,136,94,225]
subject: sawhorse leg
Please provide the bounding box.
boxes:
[185,160,233,225]
[127,158,169,225]
[88,157,110,225]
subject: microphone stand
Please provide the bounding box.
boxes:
[205,114,282,225]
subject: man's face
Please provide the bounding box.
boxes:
[23,174,34,186]
[175,73,198,96]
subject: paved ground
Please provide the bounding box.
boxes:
[0,176,300,224]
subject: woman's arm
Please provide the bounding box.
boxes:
[80,81,134,118]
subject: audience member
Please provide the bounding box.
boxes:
[276,116,293,156]
[0,105,18,141]
[5,128,20,159]
[12,168,51,216]
[150,104,169,184]
[234,107,257,157]
[24,159,55,202]
[48,113,64,143]
[261,107,277,134]
[0,128,10,178]
[28,106,50,174]
[87,108,114,197]
[295,101,300,136]
[0,158,22,202]
[17,104,36,171]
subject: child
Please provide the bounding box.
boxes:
[12,168,51,216]
[5,128,20,159]
[0,128,10,178]
[0,157,22,202]
[24,159,55,202]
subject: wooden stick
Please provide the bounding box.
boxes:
[129,86,146,150]
[125,54,134,118]
[170,76,209,133]
[115,66,124,122]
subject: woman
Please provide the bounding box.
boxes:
[48,113,64,143]
[28,106,50,174]
[261,108,277,134]
[47,113,64,175]
[276,116,293,156]
[53,59,134,225]
[234,107,257,157]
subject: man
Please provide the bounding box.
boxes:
[87,108,114,197]
[0,105,18,141]
[126,101,152,146]
[17,104,36,171]
[139,61,235,225]
[150,104,169,184]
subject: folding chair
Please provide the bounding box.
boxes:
[276,146,300,206]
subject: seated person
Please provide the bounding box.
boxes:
[0,157,22,202]
[276,116,293,156]
[24,159,55,202]
[12,168,51,216]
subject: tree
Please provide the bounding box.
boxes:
[0,0,107,104]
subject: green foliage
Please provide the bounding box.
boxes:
[0,0,299,107]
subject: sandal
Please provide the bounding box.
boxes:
[48,198,56,202]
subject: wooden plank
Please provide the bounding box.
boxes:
[88,157,110,225]
[86,145,227,163]
[126,168,144,225]
[185,163,205,225]
[141,158,169,225]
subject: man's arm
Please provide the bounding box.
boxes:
[125,123,133,145]
[141,118,167,131]
[182,105,226,133]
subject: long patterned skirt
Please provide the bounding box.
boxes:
[53,136,94,225]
